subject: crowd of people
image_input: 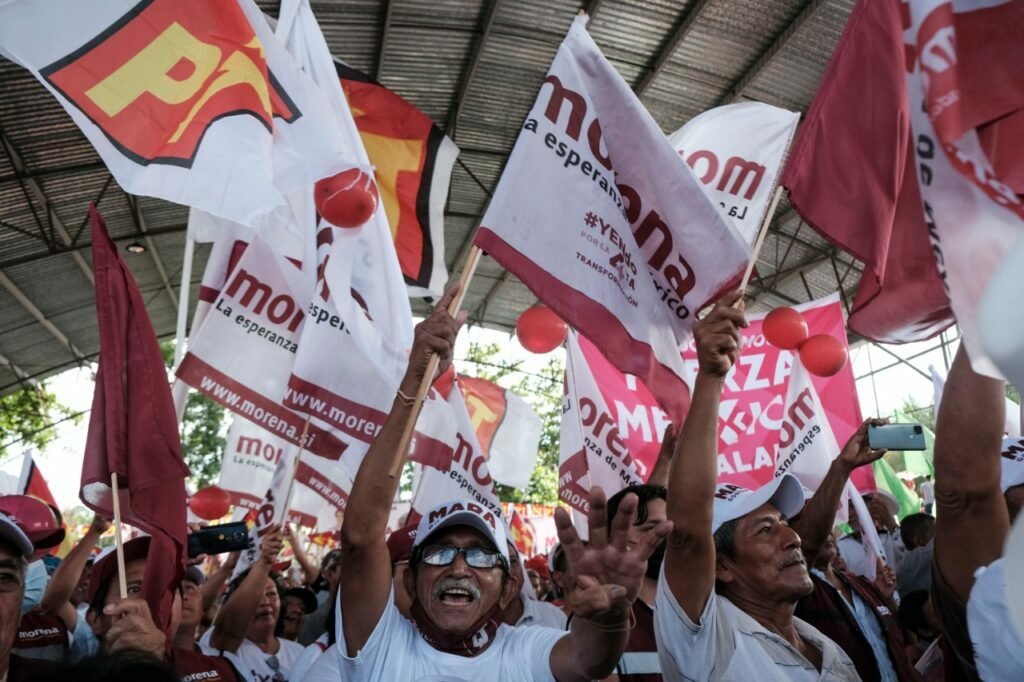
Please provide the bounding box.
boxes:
[2,286,1023,681]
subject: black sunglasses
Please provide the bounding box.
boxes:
[418,545,507,571]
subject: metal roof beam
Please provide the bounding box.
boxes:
[0,128,95,285]
[375,0,394,80]
[718,0,826,104]
[0,349,35,388]
[473,269,512,320]
[126,194,178,310]
[445,0,504,138]
[0,223,187,271]
[634,0,712,97]
[0,269,86,364]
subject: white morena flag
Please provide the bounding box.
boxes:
[903,0,1024,380]
[175,235,348,460]
[930,364,1021,436]
[218,416,357,531]
[275,0,412,349]
[848,481,885,581]
[560,330,646,515]
[410,383,503,524]
[773,360,842,492]
[0,0,358,230]
[474,15,748,425]
[459,376,542,490]
[667,102,799,246]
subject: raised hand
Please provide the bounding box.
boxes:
[554,487,672,621]
[873,557,897,601]
[405,284,468,385]
[104,597,166,659]
[692,290,747,378]
[837,418,889,471]
[259,526,285,568]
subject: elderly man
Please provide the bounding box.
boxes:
[791,419,916,681]
[304,285,669,681]
[1,513,45,682]
[656,290,858,681]
[86,536,242,681]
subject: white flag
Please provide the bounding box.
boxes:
[668,102,798,246]
[410,384,503,523]
[903,0,1024,380]
[930,364,1021,436]
[0,0,358,229]
[459,376,542,489]
[474,16,748,425]
[773,360,842,492]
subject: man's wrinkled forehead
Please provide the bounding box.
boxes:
[737,501,786,529]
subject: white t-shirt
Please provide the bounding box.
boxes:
[302,588,566,682]
[919,481,935,504]
[967,558,1024,681]
[654,569,860,681]
[837,531,904,578]
[199,628,305,682]
[517,598,568,630]
[290,633,329,682]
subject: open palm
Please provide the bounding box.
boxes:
[554,487,672,619]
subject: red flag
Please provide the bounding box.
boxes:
[18,453,58,511]
[336,62,458,297]
[81,204,189,631]
[780,0,954,344]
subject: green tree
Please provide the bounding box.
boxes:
[461,342,562,504]
[160,341,227,488]
[0,383,78,450]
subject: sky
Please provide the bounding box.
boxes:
[1,321,964,513]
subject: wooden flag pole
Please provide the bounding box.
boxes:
[110,472,128,599]
[275,416,313,528]
[738,184,785,293]
[388,245,483,478]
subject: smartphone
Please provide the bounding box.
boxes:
[187,522,251,558]
[868,423,927,451]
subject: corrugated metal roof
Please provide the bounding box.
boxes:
[0,0,863,395]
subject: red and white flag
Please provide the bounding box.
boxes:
[459,376,542,489]
[781,0,955,344]
[668,102,799,246]
[175,236,347,459]
[0,0,357,229]
[560,330,651,514]
[902,0,1024,379]
[218,416,356,531]
[474,16,748,425]
[410,382,503,523]
[772,360,842,493]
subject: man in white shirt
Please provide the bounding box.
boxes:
[305,286,669,682]
[655,289,859,682]
[504,540,567,630]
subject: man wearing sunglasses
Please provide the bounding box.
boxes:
[304,285,669,681]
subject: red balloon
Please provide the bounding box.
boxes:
[799,334,849,377]
[189,485,232,521]
[314,169,379,228]
[763,307,809,350]
[515,304,568,354]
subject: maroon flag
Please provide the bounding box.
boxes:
[81,204,189,631]
[780,0,954,344]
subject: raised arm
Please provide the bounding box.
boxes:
[792,419,887,564]
[664,290,746,621]
[285,525,318,587]
[646,425,676,488]
[40,514,110,629]
[200,551,239,612]
[550,488,671,681]
[209,528,283,653]
[933,345,1009,600]
[339,286,465,655]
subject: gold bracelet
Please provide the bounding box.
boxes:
[396,388,417,407]
[577,608,636,633]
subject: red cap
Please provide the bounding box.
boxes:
[525,555,549,578]
[88,536,151,607]
[387,523,418,563]
[0,495,64,551]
